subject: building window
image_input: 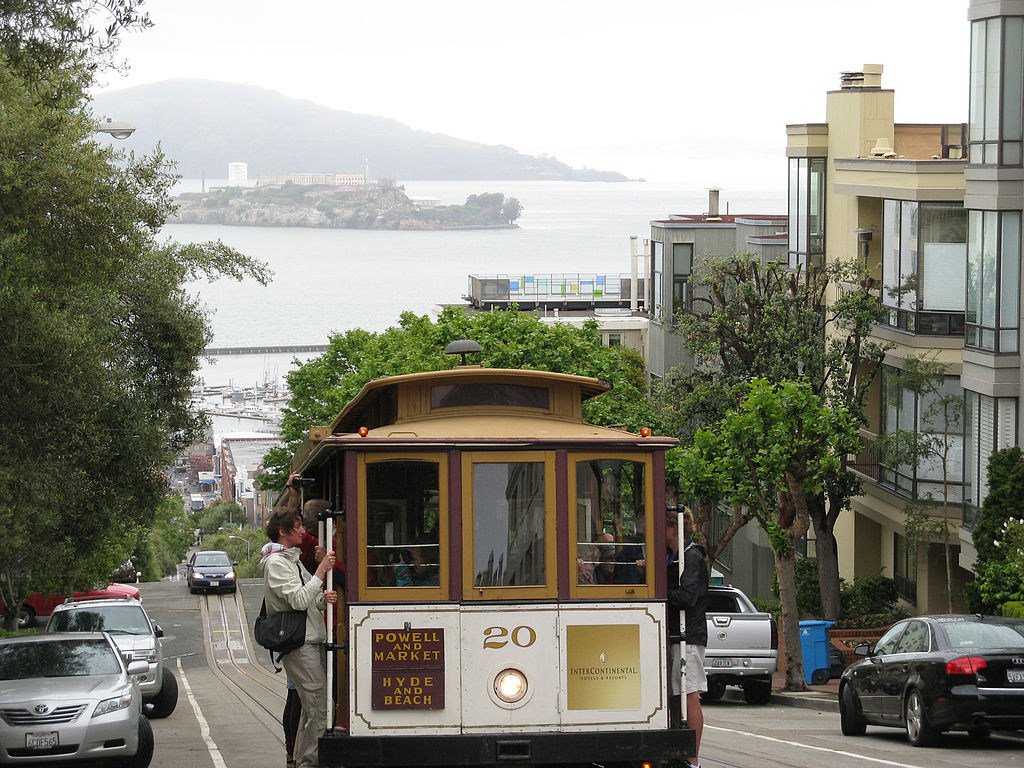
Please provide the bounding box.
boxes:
[963,391,1018,527]
[881,200,966,335]
[970,15,1024,165]
[651,240,664,321]
[605,333,622,347]
[672,243,693,316]
[966,210,1020,352]
[879,366,964,502]
[787,157,825,269]
[894,533,918,604]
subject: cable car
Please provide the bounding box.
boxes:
[289,362,695,767]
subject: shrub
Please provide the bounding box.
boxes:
[771,556,821,617]
[841,575,899,616]
[1002,601,1024,618]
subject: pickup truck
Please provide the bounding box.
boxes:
[700,584,778,704]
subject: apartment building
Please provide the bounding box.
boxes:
[785,4,1023,614]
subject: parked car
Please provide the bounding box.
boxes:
[701,584,778,704]
[0,632,154,767]
[186,550,237,594]
[0,582,142,629]
[839,614,1024,746]
[46,595,178,719]
[110,558,139,584]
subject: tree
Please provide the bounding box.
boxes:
[970,447,1024,611]
[0,1,268,629]
[667,254,888,620]
[682,379,860,689]
[876,356,964,613]
[261,307,651,488]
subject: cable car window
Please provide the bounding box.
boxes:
[575,459,646,586]
[431,383,550,409]
[472,462,546,586]
[365,460,440,587]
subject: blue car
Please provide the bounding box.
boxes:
[186,550,237,594]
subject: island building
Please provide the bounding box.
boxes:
[779,21,1018,615]
[227,162,248,187]
[256,158,371,188]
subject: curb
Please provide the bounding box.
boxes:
[721,687,839,712]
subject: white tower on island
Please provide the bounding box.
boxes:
[227,162,248,187]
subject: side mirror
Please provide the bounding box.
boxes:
[153,624,164,638]
[126,660,149,676]
[853,644,872,657]
[233,562,239,567]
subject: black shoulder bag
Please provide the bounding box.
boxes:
[254,559,307,670]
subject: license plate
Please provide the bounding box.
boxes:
[209,580,219,587]
[26,731,58,750]
[1008,668,1024,684]
[711,658,732,668]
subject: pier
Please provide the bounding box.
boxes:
[203,344,329,356]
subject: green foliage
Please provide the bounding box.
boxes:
[263,307,650,486]
[751,598,781,618]
[137,497,193,581]
[1002,601,1024,618]
[771,557,821,616]
[971,448,1024,612]
[841,575,899,616]
[202,529,265,578]
[199,501,244,534]
[0,4,268,626]
[975,516,1024,606]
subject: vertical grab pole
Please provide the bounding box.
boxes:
[677,509,686,724]
[326,512,334,728]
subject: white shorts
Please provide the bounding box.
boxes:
[669,643,707,696]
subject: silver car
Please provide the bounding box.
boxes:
[47,596,178,719]
[0,632,153,767]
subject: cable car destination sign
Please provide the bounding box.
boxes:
[371,628,445,709]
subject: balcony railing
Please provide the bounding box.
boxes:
[466,273,644,308]
[849,433,965,506]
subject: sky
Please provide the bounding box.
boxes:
[95,0,972,186]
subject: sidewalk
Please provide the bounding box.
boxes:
[721,670,840,711]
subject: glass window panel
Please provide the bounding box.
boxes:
[788,158,800,252]
[431,383,550,410]
[982,327,996,349]
[883,200,901,308]
[971,20,986,143]
[967,210,983,324]
[901,201,918,310]
[1004,142,1023,165]
[985,143,1000,163]
[920,203,967,311]
[798,159,809,253]
[652,241,664,321]
[810,158,826,254]
[997,398,1017,449]
[985,18,1002,141]
[473,462,545,587]
[1000,212,1020,329]
[1000,329,1019,351]
[673,242,693,275]
[1004,18,1023,141]
[366,461,441,587]
[575,460,646,585]
[970,143,984,164]
[979,396,995,502]
[964,390,977,506]
[982,210,998,327]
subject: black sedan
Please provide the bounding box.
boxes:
[186,550,237,594]
[839,614,1024,746]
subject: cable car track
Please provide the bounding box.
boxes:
[197,587,285,729]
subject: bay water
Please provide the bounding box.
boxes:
[173,180,785,388]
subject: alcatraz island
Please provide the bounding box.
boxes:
[171,179,522,230]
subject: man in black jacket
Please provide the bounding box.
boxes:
[667,508,709,768]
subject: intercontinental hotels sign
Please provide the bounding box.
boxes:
[566,624,641,710]
[371,628,445,710]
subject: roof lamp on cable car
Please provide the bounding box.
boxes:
[494,668,527,703]
[358,426,369,437]
[444,336,483,365]
[640,427,651,437]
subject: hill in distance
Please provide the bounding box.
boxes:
[92,80,629,182]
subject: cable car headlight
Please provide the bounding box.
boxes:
[494,668,527,703]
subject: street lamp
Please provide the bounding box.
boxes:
[94,116,135,140]
[228,535,251,561]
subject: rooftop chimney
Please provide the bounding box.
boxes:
[839,63,883,89]
[708,188,720,217]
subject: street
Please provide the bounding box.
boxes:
[136,579,1022,768]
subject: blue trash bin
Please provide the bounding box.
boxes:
[798,620,835,685]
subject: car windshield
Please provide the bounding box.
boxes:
[49,605,151,634]
[0,639,120,680]
[194,553,231,567]
[944,621,1024,649]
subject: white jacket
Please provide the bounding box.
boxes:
[260,547,327,643]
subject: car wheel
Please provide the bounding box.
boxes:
[742,679,772,705]
[145,668,178,719]
[701,679,726,702]
[16,605,34,629]
[115,716,154,768]
[839,683,867,736]
[904,688,940,747]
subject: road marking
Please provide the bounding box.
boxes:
[705,724,926,768]
[177,657,228,768]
